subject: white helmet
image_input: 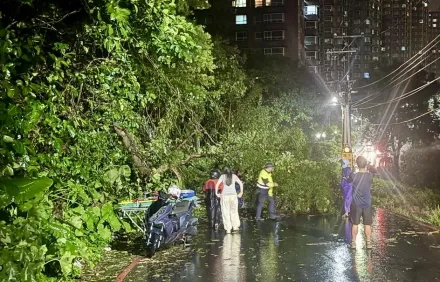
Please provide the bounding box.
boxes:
[168,185,181,198]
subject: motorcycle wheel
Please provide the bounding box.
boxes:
[146,235,159,258]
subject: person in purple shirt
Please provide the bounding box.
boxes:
[347,156,376,249]
[340,159,353,218]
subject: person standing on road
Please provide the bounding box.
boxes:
[203,170,223,229]
[256,162,279,221]
[348,156,375,249]
[215,167,243,234]
[341,159,353,218]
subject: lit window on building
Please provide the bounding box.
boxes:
[401,46,406,51]
[304,36,317,45]
[233,0,246,7]
[434,19,438,22]
[364,72,370,79]
[381,47,386,51]
[255,0,263,7]
[373,56,379,61]
[305,5,318,15]
[264,30,285,40]
[236,31,248,41]
[263,13,284,23]
[266,0,284,7]
[364,37,371,43]
[264,47,285,55]
[434,24,438,28]
[235,15,247,25]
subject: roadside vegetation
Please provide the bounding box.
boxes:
[373,142,440,228]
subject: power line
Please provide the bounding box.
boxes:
[353,33,440,91]
[354,56,440,107]
[356,76,440,110]
[369,108,436,125]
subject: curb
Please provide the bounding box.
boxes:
[114,256,143,282]
[381,208,440,231]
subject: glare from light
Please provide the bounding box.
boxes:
[316,133,322,139]
[332,97,338,103]
[322,132,327,138]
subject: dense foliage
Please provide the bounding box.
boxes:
[373,178,440,227]
[0,0,338,280]
[400,142,440,189]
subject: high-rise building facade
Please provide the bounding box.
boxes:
[428,10,440,77]
[303,0,381,91]
[381,0,430,65]
[196,0,304,61]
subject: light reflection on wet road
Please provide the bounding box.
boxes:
[125,209,440,282]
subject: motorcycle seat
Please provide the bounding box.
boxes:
[171,200,191,215]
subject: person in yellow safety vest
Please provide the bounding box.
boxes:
[256,162,279,220]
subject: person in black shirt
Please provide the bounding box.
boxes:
[348,156,375,249]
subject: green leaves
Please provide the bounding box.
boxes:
[0,177,53,208]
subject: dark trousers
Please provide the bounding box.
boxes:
[256,188,275,219]
[205,190,221,228]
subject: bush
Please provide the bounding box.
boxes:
[400,143,440,189]
[275,159,339,214]
[372,177,440,227]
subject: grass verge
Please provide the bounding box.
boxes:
[373,178,440,227]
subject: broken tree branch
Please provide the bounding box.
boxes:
[113,123,151,178]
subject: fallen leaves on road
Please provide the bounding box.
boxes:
[306,242,332,246]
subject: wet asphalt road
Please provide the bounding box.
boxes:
[125,209,440,282]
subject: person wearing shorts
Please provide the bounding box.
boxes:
[348,156,375,249]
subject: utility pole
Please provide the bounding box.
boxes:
[325,34,363,167]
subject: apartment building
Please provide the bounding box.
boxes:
[196,0,303,61]
[381,0,430,65]
[428,10,440,77]
[303,0,381,91]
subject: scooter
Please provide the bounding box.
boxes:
[144,191,198,257]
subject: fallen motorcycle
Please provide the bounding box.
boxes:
[144,190,198,257]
